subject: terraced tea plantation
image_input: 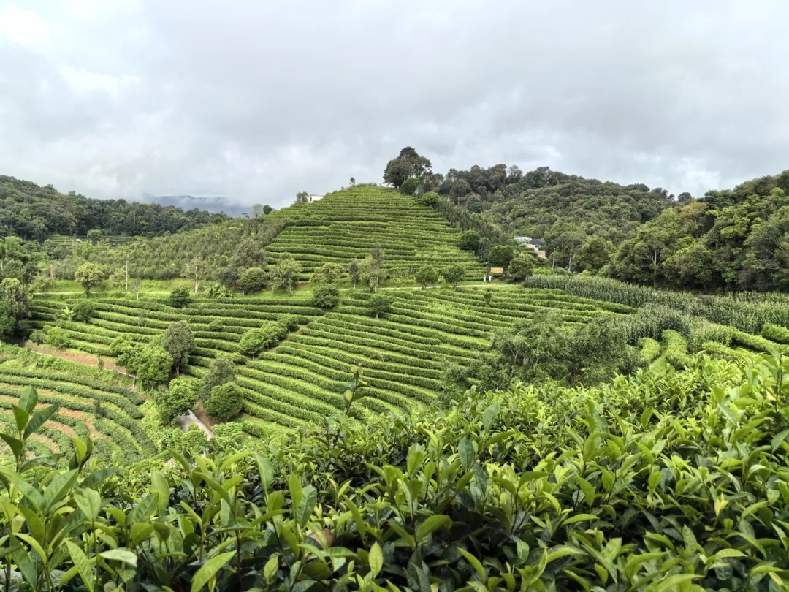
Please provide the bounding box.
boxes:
[0,345,154,463]
[30,287,629,433]
[268,186,486,281]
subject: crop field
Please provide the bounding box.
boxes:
[268,186,486,281]
[30,286,631,432]
[0,345,154,463]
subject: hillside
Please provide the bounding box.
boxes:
[432,166,674,268]
[609,170,789,291]
[0,175,228,241]
[266,186,486,281]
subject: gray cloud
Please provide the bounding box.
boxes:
[1,0,788,207]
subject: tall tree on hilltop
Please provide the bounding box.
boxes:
[383,147,432,189]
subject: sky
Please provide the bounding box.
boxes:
[1,0,788,208]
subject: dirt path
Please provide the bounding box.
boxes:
[176,411,214,440]
[25,344,127,373]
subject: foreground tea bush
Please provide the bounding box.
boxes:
[0,350,788,590]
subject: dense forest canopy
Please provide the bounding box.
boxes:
[0,175,229,240]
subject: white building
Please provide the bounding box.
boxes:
[308,194,324,202]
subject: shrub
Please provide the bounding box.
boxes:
[70,299,96,322]
[109,336,133,357]
[168,286,191,308]
[205,382,243,421]
[419,191,440,207]
[238,267,268,294]
[156,377,199,425]
[28,330,45,345]
[459,230,481,253]
[400,177,420,195]
[239,322,288,358]
[280,314,300,332]
[208,319,223,332]
[762,322,789,344]
[312,284,340,309]
[45,327,71,350]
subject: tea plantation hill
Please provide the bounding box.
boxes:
[265,185,487,281]
[29,288,630,435]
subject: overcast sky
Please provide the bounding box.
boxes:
[1,1,787,207]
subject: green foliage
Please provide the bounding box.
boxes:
[309,262,344,286]
[440,263,465,288]
[762,322,789,344]
[488,244,516,267]
[311,284,340,309]
[367,294,393,319]
[458,229,481,253]
[123,345,172,389]
[44,326,71,350]
[239,322,288,358]
[507,252,535,281]
[419,190,440,206]
[162,320,195,373]
[156,376,199,424]
[168,285,191,308]
[399,176,420,195]
[199,356,236,401]
[270,253,301,294]
[205,381,243,420]
[69,299,96,322]
[74,262,104,294]
[414,264,438,289]
[238,266,268,294]
[0,350,788,589]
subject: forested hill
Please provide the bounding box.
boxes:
[610,170,789,291]
[432,165,675,251]
[0,175,229,241]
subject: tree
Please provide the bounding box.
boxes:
[0,277,28,322]
[348,259,361,288]
[312,284,340,309]
[553,231,586,272]
[87,229,102,245]
[441,264,465,289]
[271,254,301,294]
[131,345,172,390]
[238,267,268,294]
[507,254,535,282]
[459,230,481,254]
[200,356,235,400]
[205,382,243,421]
[368,294,393,319]
[295,191,309,203]
[359,256,384,292]
[131,278,142,301]
[400,177,420,196]
[156,377,199,425]
[576,237,614,273]
[415,265,439,289]
[75,263,105,295]
[383,158,413,189]
[488,245,516,268]
[310,262,344,286]
[263,205,273,215]
[108,267,126,289]
[239,321,288,359]
[168,286,191,308]
[216,266,239,289]
[163,321,195,375]
[70,299,96,322]
[350,177,356,186]
[184,257,210,295]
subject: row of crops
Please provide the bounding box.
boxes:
[29,287,628,432]
[0,345,154,463]
[267,186,486,280]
